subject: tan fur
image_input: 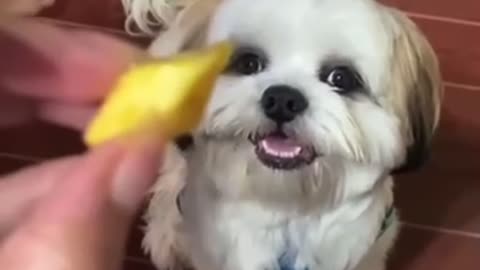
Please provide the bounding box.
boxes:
[385,8,443,168]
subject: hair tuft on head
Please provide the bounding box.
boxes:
[122,0,194,36]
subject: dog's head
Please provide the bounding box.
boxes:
[145,0,443,203]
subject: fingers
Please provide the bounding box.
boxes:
[0,92,34,127]
[0,0,54,16]
[0,18,143,129]
[0,137,163,270]
[37,101,97,130]
[0,18,142,103]
[0,18,162,270]
[0,157,81,239]
[0,95,96,130]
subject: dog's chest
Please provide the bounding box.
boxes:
[185,197,383,270]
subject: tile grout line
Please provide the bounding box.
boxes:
[406,11,480,28]
[125,256,151,264]
[0,153,42,162]
[402,222,480,240]
[444,81,480,91]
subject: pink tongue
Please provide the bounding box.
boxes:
[263,136,302,152]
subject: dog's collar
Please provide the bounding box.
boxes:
[176,187,186,215]
[377,205,395,240]
[177,191,395,240]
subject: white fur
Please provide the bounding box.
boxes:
[122,0,193,36]
[132,0,442,269]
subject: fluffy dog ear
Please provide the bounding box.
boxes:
[387,9,443,174]
[122,0,221,55]
[146,0,222,56]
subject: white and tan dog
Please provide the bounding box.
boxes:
[123,0,443,270]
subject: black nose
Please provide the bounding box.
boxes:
[260,85,308,123]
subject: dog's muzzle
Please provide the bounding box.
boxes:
[251,86,316,170]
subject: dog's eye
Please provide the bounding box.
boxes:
[320,66,362,92]
[228,50,266,75]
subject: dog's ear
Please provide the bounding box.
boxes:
[386,9,443,174]
[147,0,222,56]
[122,0,221,55]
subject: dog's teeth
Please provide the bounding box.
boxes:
[260,140,302,158]
[281,152,295,158]
[261,140,280,156]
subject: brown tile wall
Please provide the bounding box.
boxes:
[1,0,479,269]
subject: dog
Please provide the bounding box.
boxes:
[123,0,443,269]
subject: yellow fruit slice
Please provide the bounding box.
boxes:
[84,42,233,147]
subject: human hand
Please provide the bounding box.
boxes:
[0,19,162,270]
[0,0,54,16]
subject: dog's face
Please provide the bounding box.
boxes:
[155,0,442,204]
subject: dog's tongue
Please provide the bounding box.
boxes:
[261,134,302,155]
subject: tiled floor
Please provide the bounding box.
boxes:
[388,225,480,270]
[382,0,480,23]
[395,87,480,233]
[1,0,480,269]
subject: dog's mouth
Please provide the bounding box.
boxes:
[249,130,317,170]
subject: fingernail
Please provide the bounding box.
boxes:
[0,20,141,102]
[111,135,164,213]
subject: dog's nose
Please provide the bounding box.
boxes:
[261,85,308,123]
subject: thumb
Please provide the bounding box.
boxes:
[0,137,163,270]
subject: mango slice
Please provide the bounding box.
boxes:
[84,42,233,147]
